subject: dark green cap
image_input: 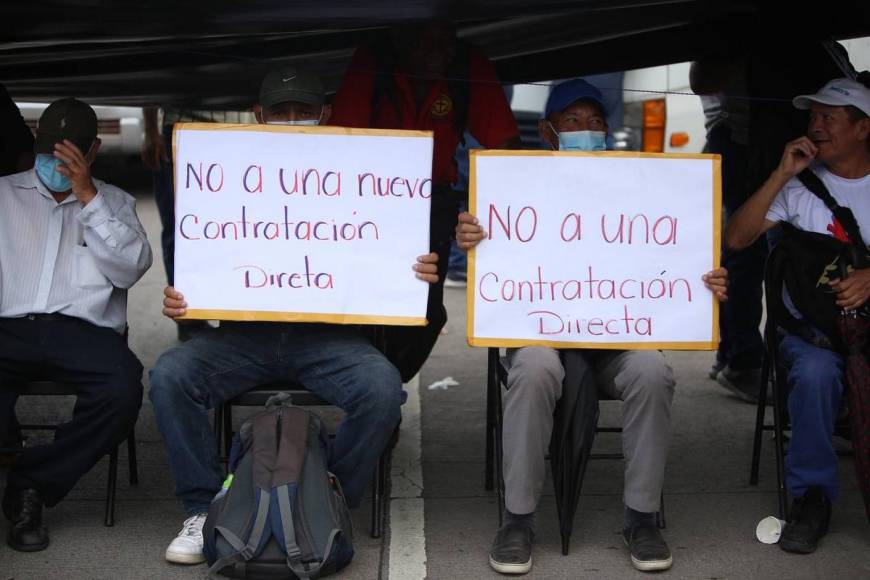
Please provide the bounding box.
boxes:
[258,66,325,109]
[35,98,98,154]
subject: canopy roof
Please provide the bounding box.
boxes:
[3,1,868,107]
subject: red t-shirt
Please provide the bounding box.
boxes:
[331,44,519,186]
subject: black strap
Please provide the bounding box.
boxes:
[797,168,870,269]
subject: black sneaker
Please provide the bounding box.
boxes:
[623,524,673,572]
[716,364,762,403]
[489,521,533,575]
[708,358,726,380]
[780,487,831,554]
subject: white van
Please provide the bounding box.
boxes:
[510,35,869,153]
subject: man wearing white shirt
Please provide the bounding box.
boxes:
[0,98,153,552]
[727,77,870,554]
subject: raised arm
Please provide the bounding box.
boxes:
[726,136,818,250]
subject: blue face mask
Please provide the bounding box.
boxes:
[557,130,607,152]
[35,154,72,192]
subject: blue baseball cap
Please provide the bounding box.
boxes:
[544,79,606,118]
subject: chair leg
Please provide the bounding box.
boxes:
[771,363,788,519]
[223,404,234,460]
[371,451,386,539]
[127,430,139,486]
[750,355,771,485]
[213,404,223,455]
[485,348,497,491]
[656,492,666,529]
[105,445,119,527]
[495,372,505,527]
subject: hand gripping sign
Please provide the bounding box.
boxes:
[467,150,722,349]
[173,123,433,325]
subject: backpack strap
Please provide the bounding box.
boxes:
[275,484,342,580]
[208,489,273,579]
[797,168,870,268]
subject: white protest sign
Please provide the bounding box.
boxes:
[173,123,433,325]
[468,150,721,349]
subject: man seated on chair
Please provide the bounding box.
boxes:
[0,98,153,552]
[727,76,870,554]
[456,79,729,574]
[149,66,440,566]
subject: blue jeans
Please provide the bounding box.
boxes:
[149,322,403,516]
[779,333,845,500]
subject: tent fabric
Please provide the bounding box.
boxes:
[2,1,868,106]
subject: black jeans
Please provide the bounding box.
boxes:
[381,186,459,381]
[152,124,176,284]
[0,316,143,506]
[707,124,766,370]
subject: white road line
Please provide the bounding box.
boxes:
[387,374,427,580]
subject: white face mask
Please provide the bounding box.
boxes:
[264,105,324,127]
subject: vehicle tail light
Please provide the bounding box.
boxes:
[669,132,690,148]
[642,99,666,152]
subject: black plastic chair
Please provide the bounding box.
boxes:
[213,383,394,539]
[748,243,852,518]
[8,380,138,527]
[485,347,664,555]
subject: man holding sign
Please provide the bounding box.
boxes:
[149,68,440,566]
[457,80,729,574]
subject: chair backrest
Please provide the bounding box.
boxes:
[229,383,329,407]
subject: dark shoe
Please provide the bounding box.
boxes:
[489,521,533,575]
[623,524,673,572]
[3,487,49,552]
[716,364,762,403]
[0,435,23,469]
[177,320,211,342]
[708,358,726,379]
[780,487,831,554]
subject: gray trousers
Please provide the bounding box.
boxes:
[503,347,675,515]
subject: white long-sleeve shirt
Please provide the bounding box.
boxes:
[0,169,152,333]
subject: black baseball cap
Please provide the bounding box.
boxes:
[258,66,325,109]
[35,98,98,154]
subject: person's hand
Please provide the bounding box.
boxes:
[775,136,817,180]
[702,267,728,302]
[141,130,168,171]
[830,268,870,311]
[53,140,98,203]
[413,252,439,284]
[162,286,187,318]
[456,211,486,252]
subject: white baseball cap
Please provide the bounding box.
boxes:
[793,78,870,117]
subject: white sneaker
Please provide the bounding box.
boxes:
[165,513,208,564]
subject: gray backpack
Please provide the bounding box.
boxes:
[203,394,354,579]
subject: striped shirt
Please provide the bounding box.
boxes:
[0,170,152,333]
